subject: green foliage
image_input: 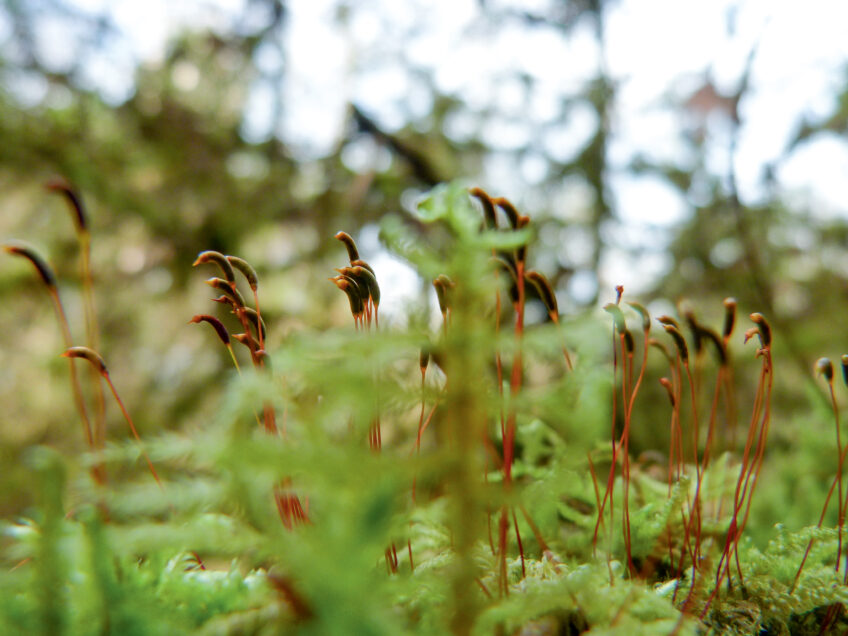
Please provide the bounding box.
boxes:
[6,181,848,636]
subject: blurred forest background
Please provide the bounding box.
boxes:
[2,0,848,527]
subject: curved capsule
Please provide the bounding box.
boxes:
[525,270,558,316]
[656,315,681,330]
[226,255,258,291]
[206,277,246,307]
[335,231,360,262]
[46,179,87,233]
[492,197,520,229]
[62,346,107,374]
[194,250,235,284]
[816,357,834,383]
[749,313,772,347]
[698,326,727,366]
[683,310,704,354]
[663,324,689,362]
[842,355,848,389]
[350,258,375,275]
[3,240,57,289]
[189,314,231,346]
[470,187,497,229]
[433,275,455,316]
[330,275,365,318]
[241,307,267,340]
[338,266,380,309]
[626,301,651,333]
[659,377,676,407]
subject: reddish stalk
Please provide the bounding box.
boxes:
[47,182,108,461]
[792,358,844,592]
[491,196,531,595]
[702,314,772,618]
[3,242,102,482]
[619,302,651,576]
[682,328,727,578]
[62,347,162,490]
[592,310,622,570]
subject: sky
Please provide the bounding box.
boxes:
[8,0,848,318]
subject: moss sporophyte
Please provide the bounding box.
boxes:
[6,181,848,634]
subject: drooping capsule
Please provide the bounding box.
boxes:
[626,301,651,333]
[3,240,57,289]
[433,275,455,317]
[663,324,689,362]
[194,250,235,285]
[841,355,848,389]
[46,179,88,233]
[722,298,737,339]
[816,357,834,383]
[206,277,246,307]
[470,187,497,230]
[226,255,259,291]
[525,270,558,317]
[189,314,231,346]
[749,313,772,348]
[62,346,107,374]
[334,231,360,262]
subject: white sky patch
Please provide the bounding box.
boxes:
[777,134,848,218]
[110,0,171,64]
[605,0,736,83]
[600,248,672,296]
[611,173,690,228]
[366,250,421,328]
[281,0,349,156]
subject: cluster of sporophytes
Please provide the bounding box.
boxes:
[5,180,848,634]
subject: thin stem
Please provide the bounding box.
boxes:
[48,289,95,450]
[102,372,163,491]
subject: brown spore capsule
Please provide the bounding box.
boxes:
[226,255,258,291]
[683,310,704,354]
[841,355,848,389]
[335,231,360,262]
[189,314,231,346]
[3,241,58,289]
[194,250,235,284]
[623,329,635,354]
[659,377,676,407]
[657,315,681,329]
[206,277,246,307]
[722,298,737,339]
[816,357,834,383]
[433,275,455,316]
[749,313,772,347]
[470,187,498,229]
[663,324,689,362]
[241,307,267,340]
[330,275,365,317]
[62,346,107,374]
[46,179,88,233]
[626,301,651,333]
[699,326,727,366]
[492,197,520,229]
[525,270,558,316]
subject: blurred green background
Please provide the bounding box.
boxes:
[2,0,848,532]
